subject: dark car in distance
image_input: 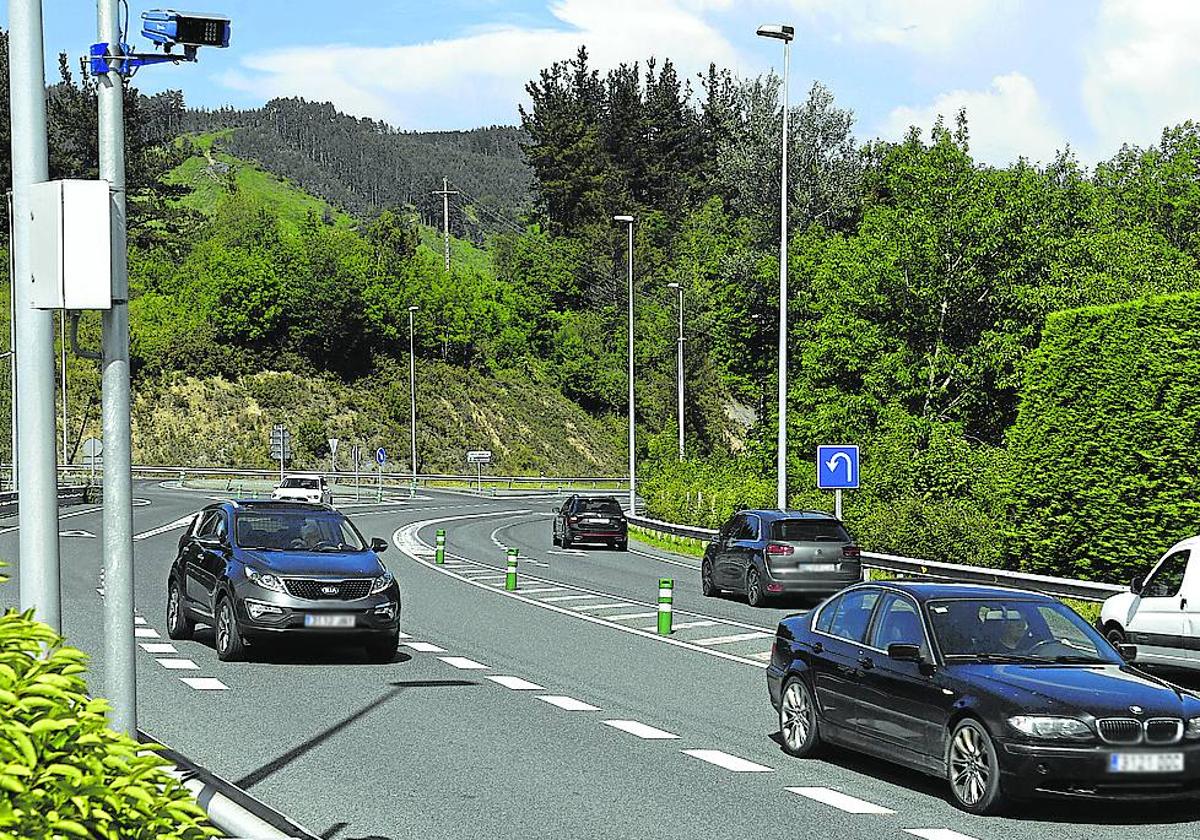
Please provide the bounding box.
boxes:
[552,495,628,551]
[702,509,861,606]
[767,581,1200,813]
[166,500,401,662]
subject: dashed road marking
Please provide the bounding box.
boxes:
[439,656,489,670]
[404,642,447,653]
[156,658,200,670]
[692,631,772,646]
[134,628,160,639]
[570,601,637,612]
[515,586,568,594]
[180,677,228,691]
[785,787,895,814]
[642,619,717,632]
[541,594,603,602]
[537,695,600,712]
[139,643,178,654]
[604,611,658,621]
[134,515,197,542]
[134,616,147,625]
[487,675,545,691]
[681,749,773,772]
[904,831,980,840]
[603,720,679,740]
[750,651,774,661]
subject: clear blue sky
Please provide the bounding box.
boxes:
[6,1,1200,166]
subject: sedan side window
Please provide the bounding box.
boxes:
[870,594,929,658]
[1144,550,1189,598]
[826,589,880,643]
[815,595,841,634]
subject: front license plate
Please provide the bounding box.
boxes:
[304,614,355,628]
[806,563,839,573]
[1108,752,1184,773]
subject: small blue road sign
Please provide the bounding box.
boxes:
[375,447,387,466]
[817,445,859,490]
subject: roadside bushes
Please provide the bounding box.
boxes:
[1005,293,1200,582]
[0,603,215,839]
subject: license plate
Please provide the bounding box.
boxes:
[806,563,839,573]
[1108,752,1184,773]
[304,614,355,628]
[584,518,608,525]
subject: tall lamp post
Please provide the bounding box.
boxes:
[614,214,636,513]
[666,282,684,461]
[407,305,419,498]
[756,22,794,510]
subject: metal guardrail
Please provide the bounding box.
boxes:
[626,513,1125,603]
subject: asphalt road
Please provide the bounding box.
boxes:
[2,483,1199,840]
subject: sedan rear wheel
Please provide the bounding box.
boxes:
[779,678,820,757]
[746,567,766,607]
[948,718,1005,814]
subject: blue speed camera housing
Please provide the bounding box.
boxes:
[88,7,230,77]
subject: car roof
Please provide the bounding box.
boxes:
[864,580,1056,603]
[219,499,334,513]
[571,495,620,502]
[738,509,840,521]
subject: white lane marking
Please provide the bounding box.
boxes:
[156,658,200,671]
[681,749,773,773]
[134,616,147,625]
[541,594,603,602]
[537,695,600,712]
[134,628,160,639]
[904,832,981,840]
[515,586,567,594]
[642,619,718,632]
[472,575,507,582]
[457,568,500,577]
[628,545,701,571]
[603,720,679,740]
[180,677,228,691]
[605,611,659,621]
[692,631,772,646]
[548,549,587,556]
[133,514,196,541]
[0,505,104,535]
[60,529,96,538]
[786,787,895,814]
[750,651,774,661]
[139,643,178,654]
[403,642,446,653]
[439,656,489,670]
[397,632,412,639]
[570,602,637,612]
[487,675,544,691]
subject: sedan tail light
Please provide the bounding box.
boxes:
[765,543,794,556]
[842,545,861,558]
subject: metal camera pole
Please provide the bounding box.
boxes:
[9,0,63,630]
[97,0,136,736]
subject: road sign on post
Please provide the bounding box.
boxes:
[270,424,292,483]
[328,437,338,473]
[375,447,386,501]
[817,444,859,524]
[467,450,492,493]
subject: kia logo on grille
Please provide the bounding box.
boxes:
[320,585,339,596]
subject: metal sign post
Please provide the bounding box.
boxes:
[375,447,387,502]
[82,437,102,484]
[352,444,361,501]
[817,444,862,579]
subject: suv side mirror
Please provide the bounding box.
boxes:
[371,537,389,553]
[1130,575,1143,595]
[1118,643,1138,663]
[887,643,923,663]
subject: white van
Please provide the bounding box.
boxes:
[1099,535,1200,670]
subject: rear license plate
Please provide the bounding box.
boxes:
[304,614,355,628]
[584,518,609,525]
[805,563,839,573]
[1108,752,1184,773]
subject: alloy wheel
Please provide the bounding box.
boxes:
[216,603,231,654]
[168,586,180,628]
[747,568,763,606]
[950,722,992,807]
[780,681,813,753]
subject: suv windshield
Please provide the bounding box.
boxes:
[928,598,1119,664]
[577,498,623,515]
[772,519,849,542]
[281,478,320,490]
[234,511,366,552]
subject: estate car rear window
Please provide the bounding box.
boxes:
[576,499,623,515]
[772,520,850,542]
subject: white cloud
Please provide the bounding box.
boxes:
[783,0,1000,54]
[221,0,739,130]
[878,72,1068,165]
[1083,0,1200,156]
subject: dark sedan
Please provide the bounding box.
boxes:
[166,500,401,662]
[766,581,1200,814]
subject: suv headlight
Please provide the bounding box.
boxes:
[244,566,286,593]
[1186,717,1200,740]
[1007,715,1093,740]
[370,570,394,595]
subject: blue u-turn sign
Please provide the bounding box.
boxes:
[375,447,387,466]
[817,445,859,490]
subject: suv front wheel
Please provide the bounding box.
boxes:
[215,597,246,662]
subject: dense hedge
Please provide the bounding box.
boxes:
[1006,293,1200,581]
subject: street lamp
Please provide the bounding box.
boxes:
[614,214,636,513]
[407,305,419,498]
[667,282,684,461]
[757,22,795,510]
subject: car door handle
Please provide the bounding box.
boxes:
[811,641,823,654]
[1183,598,1189,610]
[857,654,874,670]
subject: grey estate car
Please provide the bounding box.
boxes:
[702,509,861,606]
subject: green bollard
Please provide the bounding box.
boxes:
[435,529,446,564]
[505,548,519,591]
[657,578,674,635]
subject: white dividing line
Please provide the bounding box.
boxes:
[548,549,587,556]
[904,831,981,840]
[134,628,161,639]
[397,632,412,639]
[681,749,773,773]
[156,658,200,671]
[604,611,658,621]
[627,545,701,571]
[785,787,895,815]
[570,602,636,612]
[403,642,447,653]
[603,720,679,740]
[537,695,600,712]
[180,677,228,691]
[541,594,603,602]
[642,619,718,632]
[472,575,507,583]
[139,643,178,654]
[134,616,147,625]
[487,675,545,691]
[750,651,774,662]
[439,656,489,670]
[692,631,772,646]
[133,514,196,541]
[515,586,568,594]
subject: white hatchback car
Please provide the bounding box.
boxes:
[271,474,333,506]
[1100,535,1200,671]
